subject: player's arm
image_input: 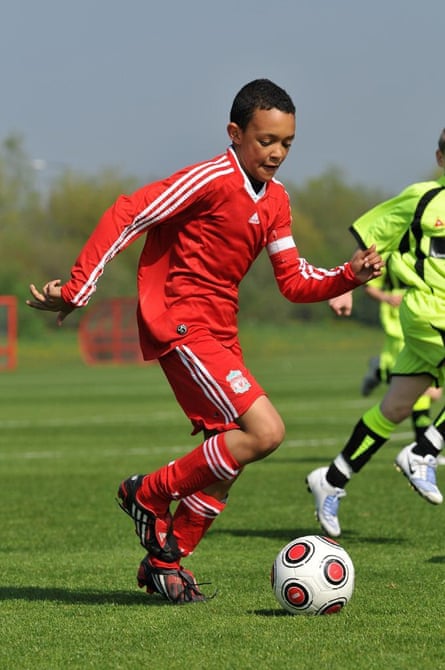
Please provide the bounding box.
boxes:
[269,238,382,302]
[26,192,144,324]
[27,188,151,324]
[273,182,417,302]
[365,284,403,307]
[267,196,382,303]
[27,170,202,324]
[60,188,156,309]
[349,184,422,253]
[327,189,417,318]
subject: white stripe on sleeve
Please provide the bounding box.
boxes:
[266,236,296,256]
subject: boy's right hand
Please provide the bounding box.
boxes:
[27,279,77,325]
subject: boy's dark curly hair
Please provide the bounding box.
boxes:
[230,79,295,130]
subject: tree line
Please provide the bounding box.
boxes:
[0,134,435,338]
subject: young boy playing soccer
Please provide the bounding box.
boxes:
[27,78,382,603]
[308,129,445,537]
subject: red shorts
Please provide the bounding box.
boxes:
[158,334,266,434]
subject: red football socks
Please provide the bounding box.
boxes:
[137,433,240,515]
[172,490,226,557]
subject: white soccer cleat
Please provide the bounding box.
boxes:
[394,444,443,505]
[306,467,346,538]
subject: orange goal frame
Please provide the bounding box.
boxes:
[0,296,18,370]
[78,297,144,365]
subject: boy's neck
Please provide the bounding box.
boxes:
[249,177,265,193]
[230,144,265,193]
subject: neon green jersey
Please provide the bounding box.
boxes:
[366,259,406,340]
[350,175,445,296]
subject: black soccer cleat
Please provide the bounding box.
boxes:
[137,554,209,604]
[117,474,181,562]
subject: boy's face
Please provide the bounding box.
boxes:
[227,108,295,183]
[436,148,445,172]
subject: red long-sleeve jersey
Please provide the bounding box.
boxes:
[61,147,360,359]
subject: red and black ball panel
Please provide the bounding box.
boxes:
[283,580,312,610]
[282,540,315,567]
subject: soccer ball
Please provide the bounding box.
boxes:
[271,535,355,615]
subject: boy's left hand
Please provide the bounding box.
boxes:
[350,245,383,283]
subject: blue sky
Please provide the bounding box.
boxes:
[1,0,444,194]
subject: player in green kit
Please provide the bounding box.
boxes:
[307,128,445,537]
[360,259,442,440]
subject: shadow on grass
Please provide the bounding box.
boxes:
[212,527,408,545]
[250,609,290,617]
[0,586,171,606]
[212,526,324,542]
[272,456,339,465]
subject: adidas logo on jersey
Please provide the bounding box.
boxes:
[248,212,260,224]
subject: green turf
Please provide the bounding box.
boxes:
[1,321,444,669]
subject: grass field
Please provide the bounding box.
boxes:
[1,321,444,669]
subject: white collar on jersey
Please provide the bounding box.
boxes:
[228,146,267,202]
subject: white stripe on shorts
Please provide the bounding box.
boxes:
[176,344,238,425]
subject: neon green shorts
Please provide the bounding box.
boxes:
[379,297,404,381]
[380,334,403,382]
[393,289,445,386]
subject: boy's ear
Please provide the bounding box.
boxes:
[227,122,242,144]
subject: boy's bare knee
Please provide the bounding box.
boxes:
[234,399,285,461]
[381,398,413,424]
[257,420,285,455]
